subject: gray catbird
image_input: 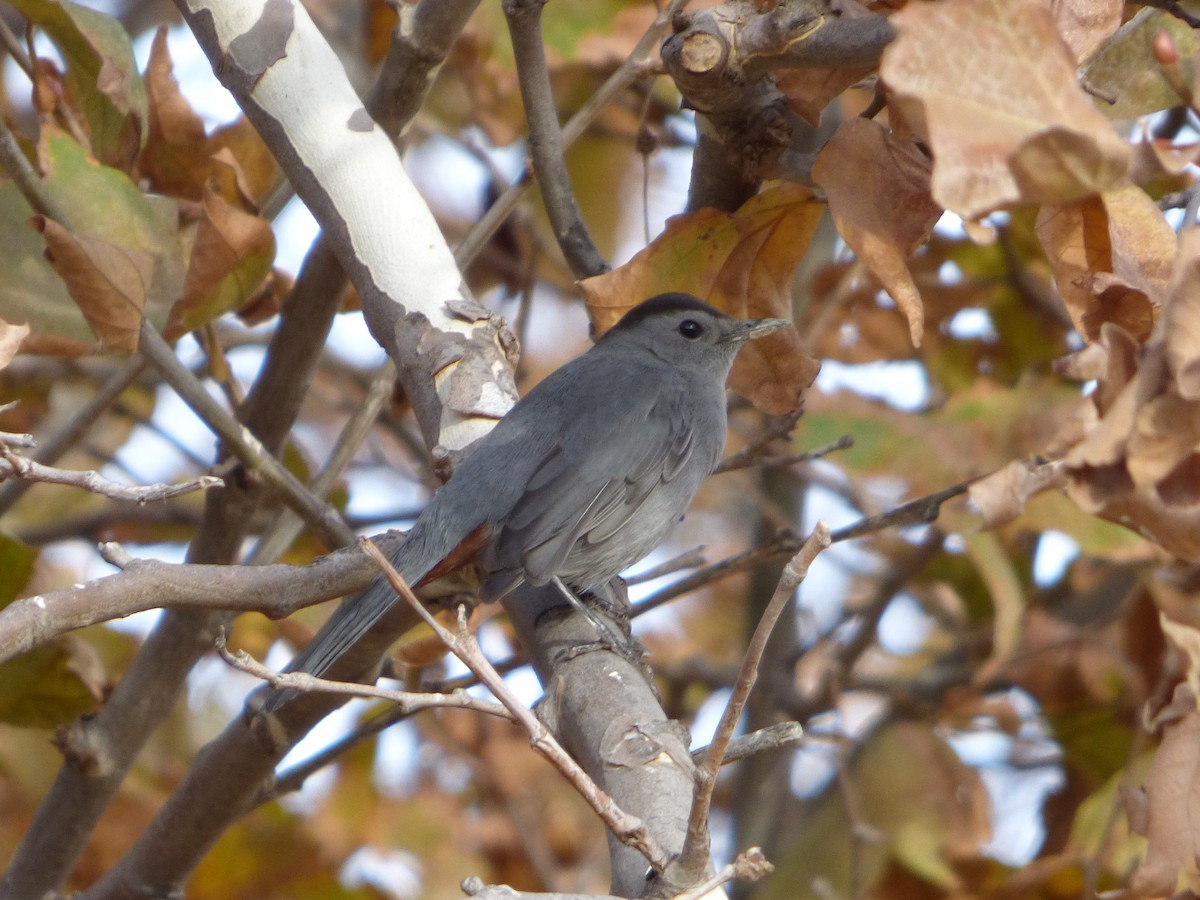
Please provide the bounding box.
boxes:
[276,293,790,686]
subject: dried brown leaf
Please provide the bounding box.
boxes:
[1128,685,1200,897]
[969,458,1067,528]
[1036,186,1174,342]
[34,217,153,353]
[1166,229,1200,401]
[137,28,209,199]
[1048,0,1123,63]
[1128,395,1200,490]
[883,0,1130,218]
[812,118,941,346]
[165,190,275,340]
[1161,616,1200,698]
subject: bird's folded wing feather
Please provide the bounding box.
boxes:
[495,391,696,585]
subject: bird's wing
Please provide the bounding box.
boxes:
[490,387,699,587]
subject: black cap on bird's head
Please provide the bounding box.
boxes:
[593,292,791,373]
[601,292,791,343]
[605,293,726,333]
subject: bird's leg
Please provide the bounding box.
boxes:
[583,576,632,628]
[550,576,636,656]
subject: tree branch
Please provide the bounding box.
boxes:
[504,0,609,279]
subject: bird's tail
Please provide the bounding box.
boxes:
[260,497,478,712]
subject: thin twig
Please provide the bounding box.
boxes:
[248,361,396,564]
[716,432,854,474]
[0,430,36,449]
[0,449,222,503]
[0,359,147,516]
[675,847,775,900]
[624,547,708,585]
[675,523,831,882]
[217,635,513,720]
[829,479,972,543]
[1143,0,1200,28]
[360,538,672,872]
[689,721,804,766]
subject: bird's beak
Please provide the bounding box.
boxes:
[723,317,792,343]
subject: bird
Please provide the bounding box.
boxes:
[271,293,791,693]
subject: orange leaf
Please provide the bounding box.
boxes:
[577,183,822,413]
[137,27,210,200]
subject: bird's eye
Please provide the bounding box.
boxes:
[678,319,704,340]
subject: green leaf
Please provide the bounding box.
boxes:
[6,0,147,168]
[0,638,101,728]
[0,532,37,609]
[1081,9,1200,120]
[0,129,184,351]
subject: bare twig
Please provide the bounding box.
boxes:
[0,449,222,503]
[0,429,36,448]
[367,0,481,137]
[217,636,513,721]
[0,533,405,664]
[716,431,853,474]
[829,479,972,543]
[624,546,708,585]
[674,523,831,884]
[689,721,804,766]
[360,539,672,872]
[1143,0,1200,28]
[675,847,775,900]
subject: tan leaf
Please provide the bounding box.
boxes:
[1165,229,1200,401]
[34,217,153,353]
[969,458,1067,528]
[207,116,279,207]
[1161,616,1200,698]
[1127,686,1200,897]
[882,0,1130,218]
[812,118,941,346]
[856,721,992,885]
[1128,395,1200,491]
[1049,0,1123,63]
[1036,186,1174,341]
[578,183,822,413]
[0,318,30,371]
[1130,134,1200,183]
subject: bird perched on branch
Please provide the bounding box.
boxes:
[270,293,790,700]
